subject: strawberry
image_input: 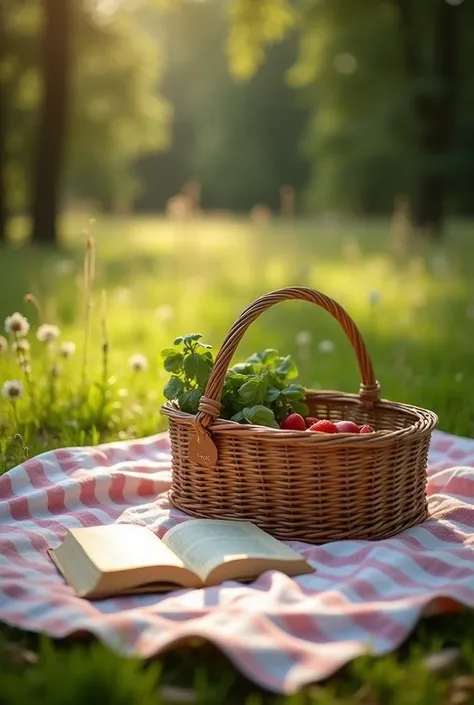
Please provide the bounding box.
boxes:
[308,419,338,434]
[304,416,318,428]
[280,413,306,431]
[335,420,360,434]
[360,424,375,434]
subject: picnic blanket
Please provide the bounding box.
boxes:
[1,429,474,694]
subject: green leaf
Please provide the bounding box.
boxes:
[244,405,278,428]
[276,355,298,380]
[161,347,177,358]
[281,383,305,400]
[261,348,279,364]
[238,374,268,405]
[173,337,184,345]
[197,342,212,349]
[231,410,245,422]
[183,333,203,343]
[163,376,185,400]
[195,355,212,387]
[225,372,249,390]
[265,387,281,403]
[291,400,309,417]
[238,378,259,404]
[184,353,201,379]
[177,388,202,414]
[231,362,255,375]
[246,352,263,364]
[164,351,184,373]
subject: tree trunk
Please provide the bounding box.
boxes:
[395,0,460,238]
[0,6,7,244]
[30,0,71,245]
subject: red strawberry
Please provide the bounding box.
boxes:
[308,419,338,434]
[335,420,360,434]
[360,424,375,434]
[304,416,318,428]
[280,413,306,431]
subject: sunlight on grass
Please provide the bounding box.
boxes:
[1,215,474,466]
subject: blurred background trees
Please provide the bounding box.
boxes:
[0,0,472,245]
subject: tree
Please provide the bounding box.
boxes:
[394,0,463,237]
[66,5,170,213]
[227,0,473,235]
[30,0,71,245]
[136,0,308,212]
[0,5,7,243]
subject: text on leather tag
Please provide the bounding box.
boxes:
[188,434,218,467]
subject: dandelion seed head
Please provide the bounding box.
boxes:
[129,353,148,372]
[5,313,30,337]
[2,380,24,400]
[12,339,30,353]
[296,330,312,347]
[36,323,61,343]
[60,341,76,358]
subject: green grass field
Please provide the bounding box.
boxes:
[1,215,474,703]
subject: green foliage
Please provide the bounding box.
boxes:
[226,0,296,82]
[161,333,214,413]
[1,0,170,217]
[0,638,162,705]
[162,336,307,428]
[137,0,309,213]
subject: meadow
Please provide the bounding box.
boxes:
[1,214,474,703]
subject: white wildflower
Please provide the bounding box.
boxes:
[36,323,61,343]
[12,339,30,353]
[129,353,148,372]
[60,341,76,358]
[117,388,129,398]
[296,330,312,347]
[2,380,24,400]
[368,291,382,307]
[5,312,30,338]
[155,304,175,324]
[318,339,335,354]
[0,336,7,354]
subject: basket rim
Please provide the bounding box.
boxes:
[161,389,438,446]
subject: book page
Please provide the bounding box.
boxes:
[162,519,306,582]
[67,524,186,573]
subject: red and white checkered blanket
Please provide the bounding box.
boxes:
[1,430,474,694]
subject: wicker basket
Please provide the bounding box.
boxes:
[161,287,438,544]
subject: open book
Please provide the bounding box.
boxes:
[48,519,313,599]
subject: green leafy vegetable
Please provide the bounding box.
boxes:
[161,335,307,427]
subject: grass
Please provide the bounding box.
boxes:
[1,213,474,703]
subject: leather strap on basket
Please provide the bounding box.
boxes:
[195,287,380,434]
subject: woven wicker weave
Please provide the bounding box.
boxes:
[162,287,438,543]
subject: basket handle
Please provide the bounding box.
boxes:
[195,286,380,433]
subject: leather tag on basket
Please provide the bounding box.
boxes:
[189,434,218,467]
